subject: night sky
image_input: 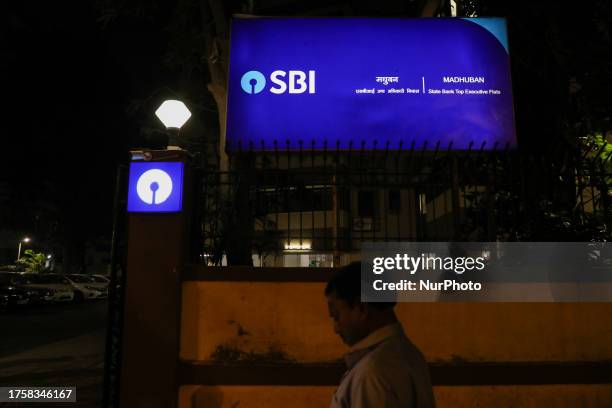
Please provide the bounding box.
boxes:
[4,2,177,265]
[2,1,611,268]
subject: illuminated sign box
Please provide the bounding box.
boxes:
[127,162,184,213]
[227,17,516,151]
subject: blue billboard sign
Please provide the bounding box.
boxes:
[227,17,516,150]
[127,162,184,213]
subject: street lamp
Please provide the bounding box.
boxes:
[17,237,31,261]
[154,100,192,150]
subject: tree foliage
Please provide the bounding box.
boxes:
[16,250,46,273]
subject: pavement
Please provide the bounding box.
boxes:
[0,302,108,359]
[0,303,108,407]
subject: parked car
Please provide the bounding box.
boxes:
[92,275,113,292]
[0,272,53,306]
[91,275,110,286]
[24,274,74,302]
[65,274,107,301]
[0,284,29,308]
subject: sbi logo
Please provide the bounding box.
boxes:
[127,161,184,213]
[136,169,173,205]
[240,70,316,94]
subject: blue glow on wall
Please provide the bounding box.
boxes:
[127,162,184,213]
[227,18,516,151]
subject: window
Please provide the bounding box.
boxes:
[389,190,401,214]
[358,191,375,217]
[258,186,332,212]
[337,189,350,211]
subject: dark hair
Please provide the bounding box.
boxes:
[325,261,396,310]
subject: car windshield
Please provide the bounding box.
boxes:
[33,275,68,284]
[68,275,95,283]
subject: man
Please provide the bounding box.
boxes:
[326,262,436,408]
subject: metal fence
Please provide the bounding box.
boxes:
[102,138,611,404]
[198,140,612,265]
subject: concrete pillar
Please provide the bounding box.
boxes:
[119,149,193,408]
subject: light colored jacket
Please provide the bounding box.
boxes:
[330,323,436,408]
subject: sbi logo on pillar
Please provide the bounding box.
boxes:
[240,70,316,94]
[127,162,184,213]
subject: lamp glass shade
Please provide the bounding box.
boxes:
[155,100,192,129]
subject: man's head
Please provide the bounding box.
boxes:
[325,261,396,346]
